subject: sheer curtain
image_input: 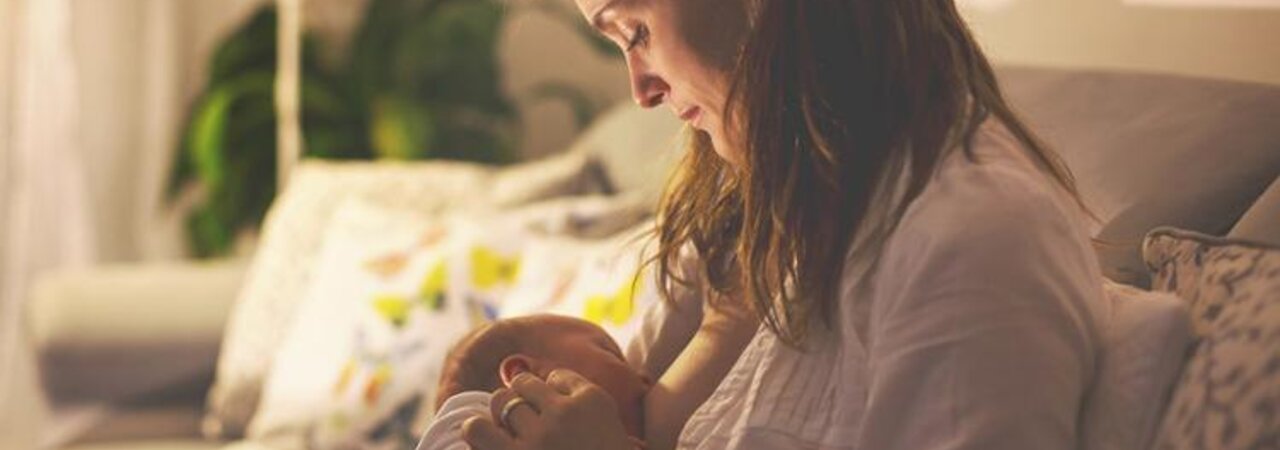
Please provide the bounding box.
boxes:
[0,0,266,447]
[0,0,93,447]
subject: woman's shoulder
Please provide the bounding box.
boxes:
[860,121,1105,340]
[894,122,1085,251]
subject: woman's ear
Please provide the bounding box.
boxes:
[499,354,537,388]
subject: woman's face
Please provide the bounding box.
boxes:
[576,0,749,162]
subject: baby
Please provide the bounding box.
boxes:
[417,314,652,450]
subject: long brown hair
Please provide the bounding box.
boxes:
[651,0,1082,347]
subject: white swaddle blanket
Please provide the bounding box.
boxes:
[417,391,492,450]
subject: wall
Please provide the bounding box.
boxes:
[961,0,1280,85]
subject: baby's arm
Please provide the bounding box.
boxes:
[642,299,757,450]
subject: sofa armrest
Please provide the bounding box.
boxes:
[28,261,246,404]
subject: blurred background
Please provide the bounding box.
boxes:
[0,0,1277,449]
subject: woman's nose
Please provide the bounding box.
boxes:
[626,55,668,108]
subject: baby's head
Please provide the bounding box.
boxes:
[436,314,651,438]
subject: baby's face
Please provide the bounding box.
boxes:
[527,316,652,438]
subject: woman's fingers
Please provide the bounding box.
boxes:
[489,387,539,438]
[508,371,566,406]
[477,371,635,450]
[545,369,593,395]
[461,415,516,450]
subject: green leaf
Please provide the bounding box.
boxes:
[166,100,200,202]
[187,204,234,258]
[187,72,275,192]
[348,0,411,101]
[394,0,505,103]
[304,125,365,159]
[371,94,436,160]
[189,89,233,192]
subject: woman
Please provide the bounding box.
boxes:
[463,0,1106,448]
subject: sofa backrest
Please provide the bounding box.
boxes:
[999,66,1280,286]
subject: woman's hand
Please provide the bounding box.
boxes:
[461,370,640,450]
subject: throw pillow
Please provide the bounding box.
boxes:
[1080,280,1192,450]
[493,220,662,347]
[205,152,609,439]
[248,200,529,449]
[1143,227,1280,450]
[248,195,654,448]
[539,222,662,348]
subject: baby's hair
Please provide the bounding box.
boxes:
[435,318,539,411]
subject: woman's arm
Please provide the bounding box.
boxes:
[855,172,1102,450]
[643,298,758,450]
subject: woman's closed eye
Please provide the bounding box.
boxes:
[625,24,648,52]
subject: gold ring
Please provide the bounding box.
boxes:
[499,396,534,431]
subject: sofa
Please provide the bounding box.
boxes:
[18,65,1280,450]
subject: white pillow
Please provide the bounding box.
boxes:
[250,195,656,447]
[205,152,609,439]
[496,220,661,346]
[545,222,661,348]
[1081,280,1192,450]
[248,200,532,449]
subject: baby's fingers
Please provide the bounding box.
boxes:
[462,415,517,450]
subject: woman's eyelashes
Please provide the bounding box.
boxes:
[625,24,649,52]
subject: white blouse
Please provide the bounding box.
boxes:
[673,122,1108,450]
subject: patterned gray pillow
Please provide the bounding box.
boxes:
[1143,227,1280,450]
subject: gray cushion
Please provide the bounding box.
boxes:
[1230,176,1280,245]
[999,67,1280,287]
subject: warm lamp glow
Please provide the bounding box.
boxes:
[957,0,1019,12]
[1125,0,1280,7]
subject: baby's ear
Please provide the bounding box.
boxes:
[498,354,536,388]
